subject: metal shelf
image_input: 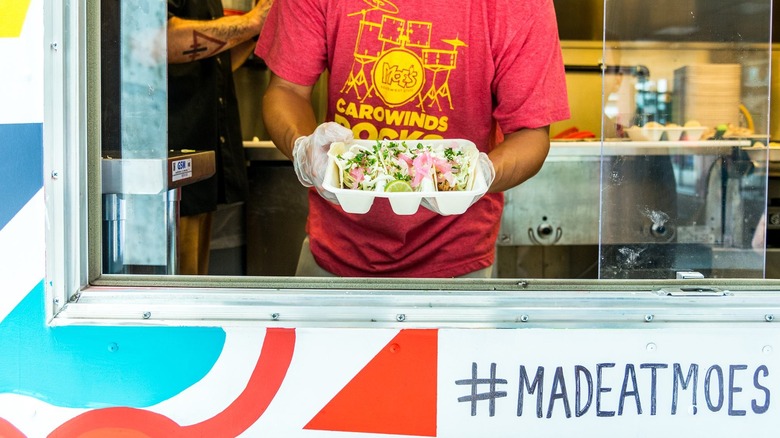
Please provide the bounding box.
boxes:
[549,140,752,157]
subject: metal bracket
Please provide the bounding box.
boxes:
[655,287,730,297]
[676,271,705,280]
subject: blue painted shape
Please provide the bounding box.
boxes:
[0,283,227,408]
[0,123,43,232]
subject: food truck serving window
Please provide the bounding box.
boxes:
[43,0,780,326]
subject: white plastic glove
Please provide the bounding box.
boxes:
[292,122,354,202]
[421,152,496,215]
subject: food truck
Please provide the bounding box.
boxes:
[2,0,780,436]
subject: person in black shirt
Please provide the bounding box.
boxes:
[167,0,271,274]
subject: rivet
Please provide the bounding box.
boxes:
[142,311,151,319]
[644,314,654,322]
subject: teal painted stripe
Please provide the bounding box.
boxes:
[0,283,227,408]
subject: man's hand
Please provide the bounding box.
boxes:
[292,122,354,202]
[421,152,496,215]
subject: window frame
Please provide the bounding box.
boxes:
[44,0,780,329]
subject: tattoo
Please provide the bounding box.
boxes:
[208,24,244,41]
[182,30,227,61]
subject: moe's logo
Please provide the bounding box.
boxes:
[371,48,424,107]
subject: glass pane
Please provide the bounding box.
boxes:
[599,0,772,279]
[101,0,172,274]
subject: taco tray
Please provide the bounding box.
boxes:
[322,139,488,216]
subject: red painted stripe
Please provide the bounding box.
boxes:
[48,407,181,437]
[0,418,27,438]
[47,328,296,437]
[182,328,296,436]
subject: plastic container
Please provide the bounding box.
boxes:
[682,127,708,141]
[322,139,488,215]
[663,126,684,141]
[626,126,664,141]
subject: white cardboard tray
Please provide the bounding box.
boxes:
[322,139,488,216]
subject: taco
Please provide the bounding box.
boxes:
[429,142,479,192]
[327,140,478,192]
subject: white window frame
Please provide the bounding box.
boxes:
[43,0,780,329]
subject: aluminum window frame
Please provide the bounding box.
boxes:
[42,0,780,329]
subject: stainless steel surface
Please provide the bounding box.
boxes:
[500,140,749,247]
[59,280,780,327]
[102,194,126,274]
[165,189,179,275]
[501,156,601,246]
[500,140,760,278]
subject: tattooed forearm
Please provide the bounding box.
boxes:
[203,23,247,42]
[182,31,228,61]
[167,1,270,64]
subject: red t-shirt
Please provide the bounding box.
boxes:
[257,0,570,277]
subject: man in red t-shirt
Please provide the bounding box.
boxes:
[256,0,570,278]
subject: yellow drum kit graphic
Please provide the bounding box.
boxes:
[342,0,466,111]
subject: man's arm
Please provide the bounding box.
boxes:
[487,126,550,193]
[230,39,257,71]
[167,0,271,64]
[262,73,318,159]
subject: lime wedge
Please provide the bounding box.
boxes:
[384,180,413,192]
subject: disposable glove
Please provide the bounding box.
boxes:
[421,152,496,215]
[292,122,354,202]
